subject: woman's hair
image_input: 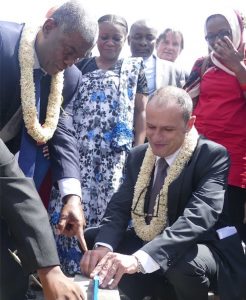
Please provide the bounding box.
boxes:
[156,28,184,50]
[98,14,128,34]
[50,0,98,45]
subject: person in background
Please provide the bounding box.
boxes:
[184,8,246,244]
[128,19,186,95]
[0,0,98,252]
[80,86,246,300]
[0,138,84,300]
[49,14,148,275]
[156,28,184,62]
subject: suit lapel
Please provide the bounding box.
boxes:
[167,166,186,225]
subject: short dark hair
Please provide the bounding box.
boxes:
[156,28,184,50]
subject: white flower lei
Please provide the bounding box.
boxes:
[131,127,199,241]
[18,24,64,143]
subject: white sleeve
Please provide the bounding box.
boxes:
[58,178,82,199]
[134,250,160,273]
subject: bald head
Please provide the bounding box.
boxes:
[128,19,157,58]
[148,86,193,123]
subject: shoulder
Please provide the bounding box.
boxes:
[195,135,229,164]
[0,21,24,53]
[76,57,97,74]
[63,65,82,89]
[128,144,148,162]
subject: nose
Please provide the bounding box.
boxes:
[139,37,148,46]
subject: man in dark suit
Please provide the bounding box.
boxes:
[0,138,84,299]
[0,1,98,299]
[0,1,98,248]
[81,86,246,300]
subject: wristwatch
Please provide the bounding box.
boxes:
[133,255,146,274]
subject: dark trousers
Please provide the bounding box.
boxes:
[85,227,217,300]
[0,220,29,300]
[228,185,246,243]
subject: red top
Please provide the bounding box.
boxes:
[194,66,246,187]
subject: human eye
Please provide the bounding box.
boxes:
[100,35,109,41]
[113,36,123,43]
[133,35,142,41]
[63,45,75,56]
[146,35,155,42]
[218,30,231,39]
[205,34,215,43]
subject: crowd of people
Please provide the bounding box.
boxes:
[0,1,246,300]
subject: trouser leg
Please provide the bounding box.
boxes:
[0,220,29,300]
[227,185,246,243]
[165,244,217,300]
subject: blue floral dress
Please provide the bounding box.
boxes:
[48,57,148,275]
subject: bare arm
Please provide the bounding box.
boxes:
[134,93,148,146]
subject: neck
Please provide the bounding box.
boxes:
[96,56,118,70]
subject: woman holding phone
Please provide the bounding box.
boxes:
[184,8,246,243]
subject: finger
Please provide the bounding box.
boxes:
[91,254,111,277]
[100,262,118,288]
[77,228,88,252]
[108,268,124,289]
[56,215,68,234]
[80,251,92,276]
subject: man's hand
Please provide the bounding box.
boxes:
[80,246,110,277]
[57,195,88,251]
[38,266,84,300]
[90,252,139,289]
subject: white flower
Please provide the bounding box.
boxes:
[131,127,199,241]
[18,24,64,143]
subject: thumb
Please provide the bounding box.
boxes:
[57,218,67,235]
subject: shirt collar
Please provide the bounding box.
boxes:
[155,147,181,167]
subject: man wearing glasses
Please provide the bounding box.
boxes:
[80,86,246,300]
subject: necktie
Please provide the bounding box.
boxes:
[18,69,44,179]
[145,158,168,224]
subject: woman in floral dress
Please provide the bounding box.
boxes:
[49,14,148,275]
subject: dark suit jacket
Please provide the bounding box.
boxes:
[95,137,246,298]
[0,21,81,183]
[0,139,59,273]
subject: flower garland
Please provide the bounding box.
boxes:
[131,127,199,241]
[18,24,64,143]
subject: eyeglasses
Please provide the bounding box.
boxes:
[205,30,232,43]
[131,186,160,219]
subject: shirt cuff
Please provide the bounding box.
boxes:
[134,250,160,273]
[94,242,113,252]
[58,178,82,199]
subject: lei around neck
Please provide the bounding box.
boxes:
[131,127,199,241]
[18,24,64,143]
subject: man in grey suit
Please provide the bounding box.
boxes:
[81,86,246,300]
[0,138,84,299]
[128,20,186,96]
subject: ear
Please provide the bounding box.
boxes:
[186,115,196,132]
[42,18,58,37]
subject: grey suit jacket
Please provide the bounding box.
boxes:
[0,139,59,274]
[95,136,246,298]
[155,56,186,88]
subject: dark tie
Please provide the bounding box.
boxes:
[18,69,45,179]
[145,158,168,224]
